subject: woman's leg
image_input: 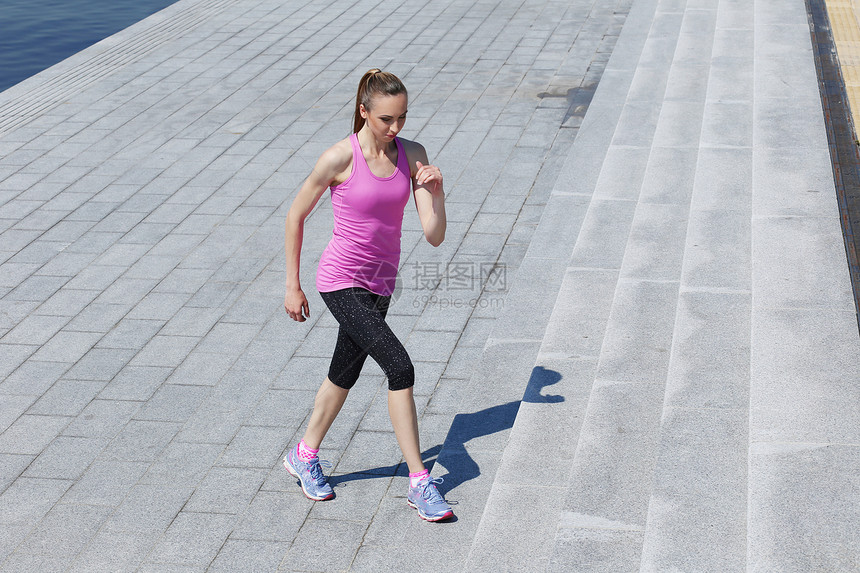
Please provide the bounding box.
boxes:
[301,377,349,450]
[320,289,422,469]
[388,386,424,474]
[299,302,370,450]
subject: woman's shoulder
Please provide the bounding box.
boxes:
[320,137,354,168]
[316,136,355,184]
[396,137,428,175]
[397,137,426,155]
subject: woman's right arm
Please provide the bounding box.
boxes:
[284,144,351,322]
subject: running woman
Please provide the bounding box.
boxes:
[282,69,453,522]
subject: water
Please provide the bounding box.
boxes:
[0,0,179,93]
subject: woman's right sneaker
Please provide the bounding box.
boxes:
[407,475,453,522]
[284,447,334,501]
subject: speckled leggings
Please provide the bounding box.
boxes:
[319,288,415,391]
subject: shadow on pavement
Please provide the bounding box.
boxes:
[432,366,563,495]
[329,366,564,496]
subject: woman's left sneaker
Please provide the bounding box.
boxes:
[407,475,453,522]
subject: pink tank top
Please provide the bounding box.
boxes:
[316,133,411,296]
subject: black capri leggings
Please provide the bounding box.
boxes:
[319,288,415,391]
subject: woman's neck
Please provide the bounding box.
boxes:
[356,128,393,157]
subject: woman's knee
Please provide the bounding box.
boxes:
[328,369,359,390]
[386,361,414,391]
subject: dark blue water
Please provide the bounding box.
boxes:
[0,0,179,93]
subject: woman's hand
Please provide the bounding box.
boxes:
[284,287,310,322]
[415,161,443,193]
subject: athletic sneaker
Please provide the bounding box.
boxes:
[284,448,334,501]
[407,475,453,522]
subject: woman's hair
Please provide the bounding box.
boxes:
[353,69,407,133]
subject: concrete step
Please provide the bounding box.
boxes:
[637,0,751,570]
[465,0,860,569]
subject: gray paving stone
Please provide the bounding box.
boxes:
[33,287,100,318]
[333,429,403,477]
[561,380,664,529]
[129,334,199,368]
[620,202,689,281]
[217,425,287,468]
[753,215,854,311]
[67,530,158,573]
[751,308,860,444]
[6,274,69,303]
[242,387,311,429]
[28,379,107,417]
[569,199,638,269]
[138,441,224,486]
[691,146,752,212]
[639,407,747,572]
[159,305,224,337]
[754,98,826,152]
[165,350,235,386]
[752,145,839,218]
[0,359,69,396]
[595,279,678,384]
[174,393,266,446]
[5,503,112,573]
[279,519,367,573]
[63,347,136,381]
[1,314,70,346]
[22,435,108,481]
[548,527,644,573]
[0,478,71,564]
[466,483,567,571]
[0,453,34,493]
[0,414,70,455]
[96,318,164,350]
[665,290,750,410]
[351,538,470,573]
[98,365,171,401]
[207,539,291,573]
[102,484,194,535]
[101,420,181,462]
[62,460,149,506]
[184,466,268,514]
[652,100,705,147]
[137,384,216,426]
[638,146,698,206]
[61,399,140,439]
[94,277,158,306]
[541,269,617,361]
[708,55,753,102]
[682,208,751,291]
[748,443,860,572]
[229,490,309,542]
[145,512,236,568]
[701,100,754,149]
[62,264,125,291]
[593,146,651,202]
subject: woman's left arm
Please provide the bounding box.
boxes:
[408,141,447,247]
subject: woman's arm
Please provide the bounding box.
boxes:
[284,143,351,321]
[406,140,446,247]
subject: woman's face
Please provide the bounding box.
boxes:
[361,93,408,142]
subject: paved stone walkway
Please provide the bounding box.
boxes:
[2,0,860,571]
[0,0,629,570]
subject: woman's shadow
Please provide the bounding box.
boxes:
[329,366,563,496]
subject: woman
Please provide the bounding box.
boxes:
[282,69,452,522]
